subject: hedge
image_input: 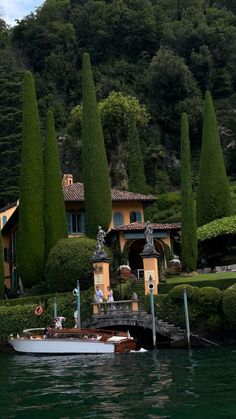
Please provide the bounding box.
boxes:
[222,283,236,327]
[148,284,234,333]
[0,289,94,342]
[159,277,236,294]
[198,215,236,241]
[198,287,222,313]
[0,293,58,307]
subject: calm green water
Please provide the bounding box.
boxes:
[0,347,235,418]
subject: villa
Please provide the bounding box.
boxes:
[0,174,180,291]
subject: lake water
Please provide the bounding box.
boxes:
[0,347,235,418]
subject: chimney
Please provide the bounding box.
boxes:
[62,174,73,187]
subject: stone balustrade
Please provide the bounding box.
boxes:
[92,299,139,315]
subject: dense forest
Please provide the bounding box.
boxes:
[0,0,236,209]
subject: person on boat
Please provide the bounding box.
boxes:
[95,286,103,303]
[73,300,79,328]
[55,316,66,329]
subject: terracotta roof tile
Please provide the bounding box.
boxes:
[63,182,156,202]
[112,222,181,231]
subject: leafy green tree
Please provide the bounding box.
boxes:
[82,52,112,238]
[180,113,197,271]
[0,231,4,299]
[44,110,67,260]
[128,115,147,193]
[70,92,150,189]
[17,71,45,288]
[146,47,202,137]
[196,91,233,227]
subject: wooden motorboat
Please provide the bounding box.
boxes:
[8,328,136,354]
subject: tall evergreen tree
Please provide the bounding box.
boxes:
[17,71,45,287]
[82,53,112,238]
[0,231,4,299]
[180,113,197,271]
[44,110,67,260]
[0,47,23,207]
[196,91,232,227]
[128,114,147,193]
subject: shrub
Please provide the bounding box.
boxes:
[45,237,113,292]
[222,284,236,327]
[206,314,222,332]
[198,287,222,313]
[144,192,181,223]
[168,284,199,301]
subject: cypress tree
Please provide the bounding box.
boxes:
[82,53,112,238]
[180,113,197,271]
[128,114,147,193]
[17,71,45,287]
[196,91,232,226]
[0,48,23,207]
[44,110,67,260]
[0,232,4,299]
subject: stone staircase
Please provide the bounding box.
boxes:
[83,307,187,347]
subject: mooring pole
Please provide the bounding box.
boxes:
[53,297,57,320]
[149,276,156,348]
[183,287,191,349]
[73,281,81,329]
[76,280,81,329]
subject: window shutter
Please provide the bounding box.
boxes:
[66,213,72,233]
[136,212,142,222]
[114,212,124,227]
[81,213,86,233]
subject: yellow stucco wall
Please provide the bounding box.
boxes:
[161,236,171,247]
[110,201,144,229]
[65,200,144,234]
[0,203,18,230]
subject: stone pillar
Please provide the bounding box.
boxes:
[141,221,159,295]
[93,259,111,296]
[141,253,159,295]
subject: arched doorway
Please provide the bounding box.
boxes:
[128,239,165,273]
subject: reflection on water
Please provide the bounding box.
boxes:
[0,348,236,418]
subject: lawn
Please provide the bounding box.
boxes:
[166,271,236,284]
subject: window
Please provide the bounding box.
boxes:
[67,212,86,234]
[113,212,124,228]
[2,215,7,226]
[130,211,142,223]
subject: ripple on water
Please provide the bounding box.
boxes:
[0,348,236,418]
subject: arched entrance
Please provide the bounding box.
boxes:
[128,239,165,272]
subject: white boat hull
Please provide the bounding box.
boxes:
[9,338,115,354]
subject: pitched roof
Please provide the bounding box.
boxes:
[63,182,156,202]
[112,222,181,231]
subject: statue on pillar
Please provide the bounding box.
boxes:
[142,221,157,255]
[93,226,108,260]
